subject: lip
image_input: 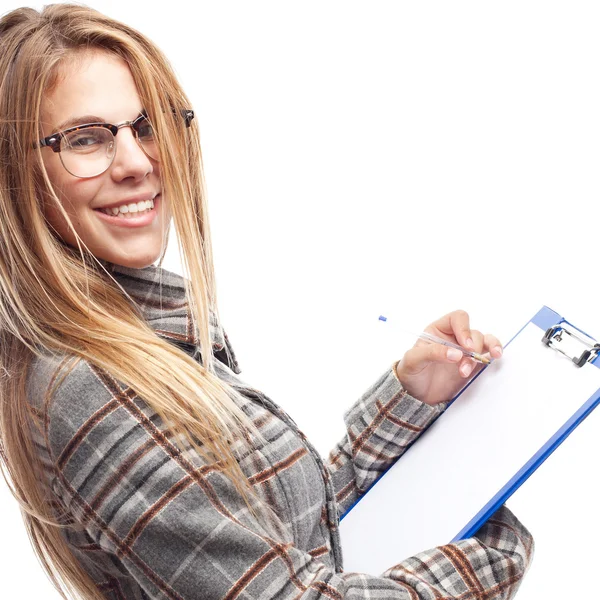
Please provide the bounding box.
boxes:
[94,194,160,228]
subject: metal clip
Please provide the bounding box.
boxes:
[542,324,600,367]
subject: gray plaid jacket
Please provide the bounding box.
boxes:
[25,262,534,599]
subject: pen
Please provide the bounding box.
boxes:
[378,315,492,365]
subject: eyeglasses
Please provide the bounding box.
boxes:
[33,108,194,179]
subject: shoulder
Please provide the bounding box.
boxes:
[26,349,129,463]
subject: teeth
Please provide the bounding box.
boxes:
[100,198,154,217]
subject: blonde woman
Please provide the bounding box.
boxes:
[0,4,533,599]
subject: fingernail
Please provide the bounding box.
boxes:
[447,348,462,361]
[465,338,474,349]
[461,363,473,377]
[493,345,503,356]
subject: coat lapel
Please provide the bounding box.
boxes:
[98,260,241,374]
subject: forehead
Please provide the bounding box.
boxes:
[41,50,142,132]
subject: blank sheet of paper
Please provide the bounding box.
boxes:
[339,319,600,576]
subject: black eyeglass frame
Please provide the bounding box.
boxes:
[32,107,194,153]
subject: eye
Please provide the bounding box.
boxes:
[137,118,155,139]
[64,128,108,151]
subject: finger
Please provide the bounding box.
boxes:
[458,331,499,376]
[400,341,464,375]
[470,330,485,353]
[483,333,503,359]
[459,331,484,378]
[458,356,478,378]
[431,310,473,350]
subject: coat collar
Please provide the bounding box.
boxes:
[96,259,241,373]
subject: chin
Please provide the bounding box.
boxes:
[116,256,161,269]
[97,247,165,270]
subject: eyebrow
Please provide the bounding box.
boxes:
[54,110,146,132]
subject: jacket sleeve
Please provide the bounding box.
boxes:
[42,358,534,600]
[326,360,448,518]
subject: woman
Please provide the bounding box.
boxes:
[0,4,532,599]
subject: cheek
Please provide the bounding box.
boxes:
[37,155,99,241]
[41,178,98,228]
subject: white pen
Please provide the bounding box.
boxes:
[378,315,492,365]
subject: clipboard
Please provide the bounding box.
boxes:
[338,306,600,575]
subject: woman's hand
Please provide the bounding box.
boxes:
[395,310,503,406]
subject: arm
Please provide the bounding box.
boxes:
[326,361,447,518]
[327,310,506,518]
[38,358,533,600]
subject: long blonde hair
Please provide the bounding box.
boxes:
[0,4,280,599]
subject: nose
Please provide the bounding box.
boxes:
[109,125,154,182]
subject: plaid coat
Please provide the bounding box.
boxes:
[25,262,534,600]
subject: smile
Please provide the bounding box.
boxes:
[94,194,161,228]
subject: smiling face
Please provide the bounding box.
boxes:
[39,49,171,268]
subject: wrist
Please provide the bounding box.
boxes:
[393,359,418,400]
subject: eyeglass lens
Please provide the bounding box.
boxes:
[58,116,158,178]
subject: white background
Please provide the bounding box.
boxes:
[1,1,599,598]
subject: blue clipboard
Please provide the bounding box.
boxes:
[452,306,600,542]
[339,306,600,575]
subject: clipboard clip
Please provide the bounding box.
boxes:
[542,324,600,367]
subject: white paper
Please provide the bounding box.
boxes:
[339,320,600,575]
